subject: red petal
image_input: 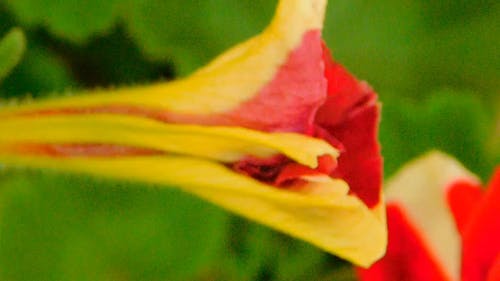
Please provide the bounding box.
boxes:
[487,255,500,281]
[314,45,382,208]
[446,179,483,236]
[316,44,375,125]
[275,155,337,185]
[461,167,500,281]
[357,204,450,281]
[232,155,289,184]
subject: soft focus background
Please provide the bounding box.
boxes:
[0,0,498,280]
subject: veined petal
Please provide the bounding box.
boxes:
[0,154,385,267]
[358,151,479,281]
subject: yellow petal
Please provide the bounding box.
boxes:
[0,154,385,267]
[385,151,479,280]
[0,0,327,117]
[0,114,337,167]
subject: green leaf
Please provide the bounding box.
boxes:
[219,220,275,281]
[380,90,497,180]
[0,28,26,82]
[4,0,497,97]
[416,0,498,30]
[324,0,499,100]
[0,42,75,98]
[324,0,422,96]
[4,0,277,76]
[272,236,326,281]
[218,220,328,281]
[0,170,228,281]
[412,7,500,97]
[125,0,276,75]
[49,27,174,88]
[4,0,119,43]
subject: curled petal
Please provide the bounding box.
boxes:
[315,46,382,209]
[0,114,338,167]
[0,0,387,267]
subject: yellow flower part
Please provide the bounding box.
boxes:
[0,114,338,166]
[0,0,387,267]
[0,0,325,117]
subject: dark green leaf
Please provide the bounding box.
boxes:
[0,42,75,98]
[4,0,118,43]
[0,28,25,82]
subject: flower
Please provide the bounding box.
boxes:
[0,0,385,266]
[357,151,500,280]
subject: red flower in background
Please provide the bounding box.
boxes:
[357,151,500,281]
[452,168,500,281]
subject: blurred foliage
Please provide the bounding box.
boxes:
[0,171,228,281]
[0,28,25,82]
[0,0,498,280]
[380,90,497,180]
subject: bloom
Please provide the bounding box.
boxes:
[0,0,385,266]
[357,151,500,280]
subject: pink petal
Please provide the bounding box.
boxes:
[220,30,327,133]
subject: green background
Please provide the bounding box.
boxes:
[0,0,498,280]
